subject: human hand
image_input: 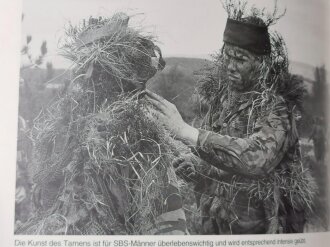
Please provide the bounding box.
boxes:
[144,90,199,145]
[172,157,199,183]
[144,90,185,134]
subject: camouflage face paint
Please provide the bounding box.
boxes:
[223,44,261,92]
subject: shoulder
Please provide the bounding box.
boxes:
[257,95,290,131]
[269,95,288,114]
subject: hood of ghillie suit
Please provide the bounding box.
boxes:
[61,13,165,108]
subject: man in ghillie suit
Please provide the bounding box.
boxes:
[16,13,189,235]
[146,0,316,234]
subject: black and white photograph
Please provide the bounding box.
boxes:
[12,0,329,235]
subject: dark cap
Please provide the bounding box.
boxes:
[223,18,271,55]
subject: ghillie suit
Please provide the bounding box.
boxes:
[190,0,317,234]
[16,14,189,235]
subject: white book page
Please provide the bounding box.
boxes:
[1,0,330,246]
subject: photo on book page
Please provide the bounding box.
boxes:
[15,0,329,235]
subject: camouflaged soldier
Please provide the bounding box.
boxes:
[17,14,188,235]
[146,5,314,234]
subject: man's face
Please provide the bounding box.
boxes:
[124,50,159,92]
[130,44,162,91]
[223,44,261,92]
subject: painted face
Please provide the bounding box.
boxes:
[121,54,155,92]
[223,44,261,92]
[130,41,164,91]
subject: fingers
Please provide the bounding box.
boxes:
[138,90,160,102]
[179,164,194,174]
[172,157,185,168]
[145,89,166,102]
[176,165,196,182]
[137,90,147,100]
[145,90,174,108]
[174,161,195,177]
[145,95,167,114]
[143,90,177,117]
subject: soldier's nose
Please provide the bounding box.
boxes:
[228,60,236,73]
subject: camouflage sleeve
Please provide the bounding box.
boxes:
[196,101,291,178]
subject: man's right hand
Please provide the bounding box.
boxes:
[172,157,199,183]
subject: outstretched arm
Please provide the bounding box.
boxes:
[145,90,290,178]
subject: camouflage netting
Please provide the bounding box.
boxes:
[16,13,191,235]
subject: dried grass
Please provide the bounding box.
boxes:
[17,14,189,235]
[194,13,316,225]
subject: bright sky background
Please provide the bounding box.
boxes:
[21,0,329,69]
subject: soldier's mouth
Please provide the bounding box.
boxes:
[228,74,240,81]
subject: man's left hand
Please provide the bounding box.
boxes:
[172,157,199,183]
